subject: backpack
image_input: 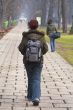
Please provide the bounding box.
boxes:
[25,38,42,62]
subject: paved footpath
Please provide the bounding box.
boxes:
[0,23,73,110]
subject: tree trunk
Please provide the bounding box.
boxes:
[58,0,61,29]
[41,0,47,26]
[61,0,67,33]
[48,0,53,20]
[0,0,3,28]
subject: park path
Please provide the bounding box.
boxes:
[0,23,73,110]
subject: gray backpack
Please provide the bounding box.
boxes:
[25,39,42,62]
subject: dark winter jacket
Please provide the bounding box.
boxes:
[18,30,48,64]
[46,24,57,37]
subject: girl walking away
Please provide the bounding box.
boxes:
[18,19,48,106]
[46,19,57,52]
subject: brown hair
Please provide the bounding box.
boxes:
[28,19,38,29]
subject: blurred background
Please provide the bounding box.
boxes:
[0,0,73,33]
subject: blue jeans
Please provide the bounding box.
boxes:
[50,38,55,52]
[24,62,43,101]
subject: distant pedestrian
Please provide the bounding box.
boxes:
[46,19,57,52]
[18,19,48,106]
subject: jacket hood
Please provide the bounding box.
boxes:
[22,30,44,39]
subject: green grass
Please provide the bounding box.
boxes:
[38,27,73,66]
[57,49,73,65]
[56,34,73,65]
[56,34,73,44]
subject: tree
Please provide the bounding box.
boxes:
[0,0,3,28]
[48,0,54,19]
[41,0,47,25]
[58,0,61,29]
[61,0,67,33]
